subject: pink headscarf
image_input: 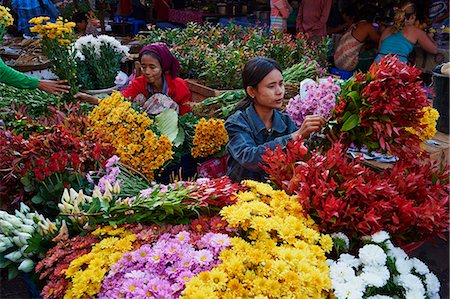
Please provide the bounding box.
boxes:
[139,42,181,78]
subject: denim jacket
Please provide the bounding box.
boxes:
[225,104,298,182]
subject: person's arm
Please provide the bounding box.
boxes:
[226,118,294,173]
[74,92,100,104]
[274,0,292,19]
[318,0,333,30]
[416,28,438,54]
[0,58,39,89]
[169,77,191,115]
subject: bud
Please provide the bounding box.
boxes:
[104,180,113,193]
[69,188,78,201]
[18,258,34,272]
[77,190,85,205]
[92,186,101,198]
[62,188,71,203]
[113,181,121,194]
[103,188,112,201]
[4,251,22,262]
[19,203,30,214]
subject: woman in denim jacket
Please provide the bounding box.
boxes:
[225,57,325,182]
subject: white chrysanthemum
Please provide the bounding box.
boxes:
[395,257,413,275]
[411,257,430,275]
[395,274,425,294]
[366,296,394,299]
[331,232,350,248]
[425,272,440,296]
[338,253,361,268]
[360,265,390,287]
[404,290,426,299]
[387,246,408,261]
[333,278,365,299]
[359,244,387,266]
[329,261,356,284]
[371,231,390,243]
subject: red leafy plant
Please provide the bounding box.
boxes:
[262,140,449,247]
[0,107,114,214]
[320,55,430,161]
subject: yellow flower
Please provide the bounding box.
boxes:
[191,118,228,158]
[0,6,13,28]
[405,106,439,141]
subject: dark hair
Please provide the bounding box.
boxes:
[356,3,379,22]
[234,57,283,111]
[73,11,88,23]
[139,50,162,67]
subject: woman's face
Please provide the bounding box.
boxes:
[248,69,285,110]
[406,14,416,26]
[140,54,163,84]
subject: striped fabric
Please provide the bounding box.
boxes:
[334,30,364,71]
[270,16,286,31]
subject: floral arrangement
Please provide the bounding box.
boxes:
[141,23,330,89]
[318,56,430,160]
[286,76,341,126]
[405,106,439,141]
[182,180,333,298]
[29,17,78,101]
[262,140,449,247]
[74,35,129,90]
[88,92,173,181]
[0,5,13,41]
[0,203,58,279]
[329,231,441,299]
[191,118,228,158]
[99,231,230,298]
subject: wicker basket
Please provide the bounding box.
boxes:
[284,82,300,99]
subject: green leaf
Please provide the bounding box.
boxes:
[154,109,179,142]
[8,267,19,280]
[341,114,360,131]
[31,195,43,204]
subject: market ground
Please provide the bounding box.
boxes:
[0,233,449,299]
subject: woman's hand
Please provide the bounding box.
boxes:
[291,115,326,140]
[37,79,70,95]
[74,92,99,105]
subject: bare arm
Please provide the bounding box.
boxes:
[74,92,100,105]
[37,80,70,95]
[416,28,438,54]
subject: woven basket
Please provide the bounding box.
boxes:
[284,82,300,99]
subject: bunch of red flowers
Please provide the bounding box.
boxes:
[262,140,449,246]
[185,176,242,207]
[330,55,430,160]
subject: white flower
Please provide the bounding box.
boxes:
[331,232,350,248]
[333,277,365,299]
[359,244,387,266]
[395,257,413,274]
[19,203,30,214]
[4,250,22,262]
[366,296,394,299]
[370,231,390,243]
[329,261,356,284]
[404,290,426,299]
[411,257,430,275]
[395,274,425,294]
[425,272,440,296]
[387,245,408,260]
[338,253,361,268]
[360,265,390,287]
[18,258,34,272]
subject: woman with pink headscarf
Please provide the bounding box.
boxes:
[75,42,191,116]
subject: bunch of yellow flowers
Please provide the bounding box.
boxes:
[191,118,229,158]
[405,106,439,141]
[29,16,75,45]
[63,232,136,299]
[0,6,13,29]
[182,181,333,298]
[88,92,173,181]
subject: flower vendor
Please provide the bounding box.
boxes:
[12,0,60,36]
[225,57,326,182]
[375,1,437,63]
[75,42,192,116]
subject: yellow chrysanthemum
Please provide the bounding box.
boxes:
[191,118,229,158]
[0,6,14,28]
[405,106,439,141]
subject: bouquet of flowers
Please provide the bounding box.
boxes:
[182,181,333,298]
[329,231,441,299]
[29,17,78,101]
[191,118,228,159]
[405,106,439,141]
[88,92,173,181]
[74,35,129,90]
[0,5,13,42]
[262,141,449,247]
[286,76,341,126]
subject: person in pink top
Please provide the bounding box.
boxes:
[270,0,292,32]
[296,0,332,39]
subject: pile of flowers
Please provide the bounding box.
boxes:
[286,76,341,126]
[191,118,228,158]
[88,92,173,181]
[29,16,78,100]
[100,231,230,298]
[0,5,13,41]
[405,106,440,141]
[0,203,58,279]
[74,35,129,90]
[325,55,431,160]
[182,180,333,298]
[329,231,441,299]
[262,140,449,247]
